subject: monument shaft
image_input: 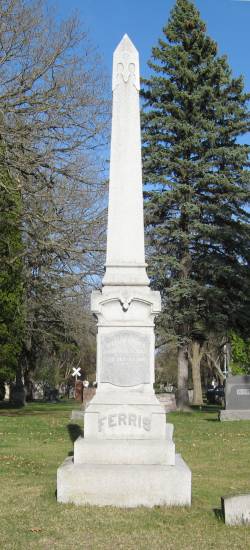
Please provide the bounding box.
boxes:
[57,35,191,507]
[103,34,148,286]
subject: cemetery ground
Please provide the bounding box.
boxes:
[0,402,249,550]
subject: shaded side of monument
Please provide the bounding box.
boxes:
[57,34,191,507]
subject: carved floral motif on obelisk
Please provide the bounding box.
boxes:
[112,34,140,91]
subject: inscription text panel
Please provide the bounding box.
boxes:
[100,331,150,386]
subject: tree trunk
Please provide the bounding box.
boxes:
[21,347,35,403]
[10,364,26,407]
[206,351,225,384]
[176,345,189,409]
[0,377,6,401]
[24,371,34,402]
[190,340,203,406]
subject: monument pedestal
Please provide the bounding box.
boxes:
[220,410,250,421]
[57,388,191,506]
[57,455,191,507]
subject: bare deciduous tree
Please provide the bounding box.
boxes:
[0,0,110,400]
[0,0,108,186]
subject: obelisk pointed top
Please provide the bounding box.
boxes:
[112,34,140,91]
[115,34,137,53]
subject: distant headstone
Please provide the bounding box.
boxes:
[225,375,250,410]
[74,381,83,402]
[220,375,250,421]
[33,384,44,400]
[222,494,250,525]
[4,384,10,400]
[71,388,96,420]
[10,382,26,406]
[157,393,177,412]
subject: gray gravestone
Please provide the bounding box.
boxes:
[220,375,250,421]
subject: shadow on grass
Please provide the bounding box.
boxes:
[0,401,24,410]
[67,423,83,458]
[0,399,78,416]
[67,423,83,443]
[190,404,223,423]
[191,404,222,414]
[213,508,224,522]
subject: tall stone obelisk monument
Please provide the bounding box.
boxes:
[57,35,191,507]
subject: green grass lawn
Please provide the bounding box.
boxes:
[0,401,249,549]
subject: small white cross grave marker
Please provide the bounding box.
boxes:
[72,367,81,380]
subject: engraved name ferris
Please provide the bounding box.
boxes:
[98,412,151,433]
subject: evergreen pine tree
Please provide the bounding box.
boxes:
[141,0,250,406]
[0,149,24,399]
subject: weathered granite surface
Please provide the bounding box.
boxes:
[220,375,250,421]
[225,375,250,410]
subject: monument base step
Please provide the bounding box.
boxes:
[220,410,250,421]
[57,454,191,507]
[74,437,175,465]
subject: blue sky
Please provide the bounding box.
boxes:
[54,0,250,90]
